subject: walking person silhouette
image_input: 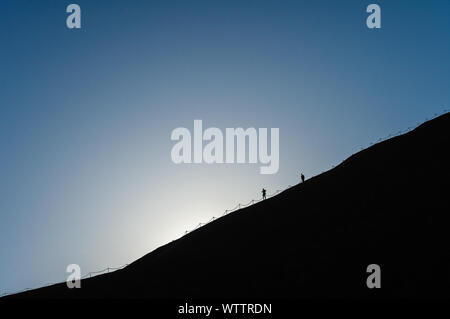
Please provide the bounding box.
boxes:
[301,173,305,183]
[262,188,266,200]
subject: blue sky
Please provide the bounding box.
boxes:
[0,0,449,294]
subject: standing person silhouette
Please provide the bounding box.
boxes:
[301,173,305,183]
[262,188,266,200]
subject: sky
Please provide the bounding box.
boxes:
[0,0,449,294]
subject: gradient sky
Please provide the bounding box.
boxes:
[1,0,449,294]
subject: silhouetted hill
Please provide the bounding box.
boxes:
[5,113,450,299]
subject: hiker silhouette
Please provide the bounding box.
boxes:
[262,188,266,200]
[301,173,305,183]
